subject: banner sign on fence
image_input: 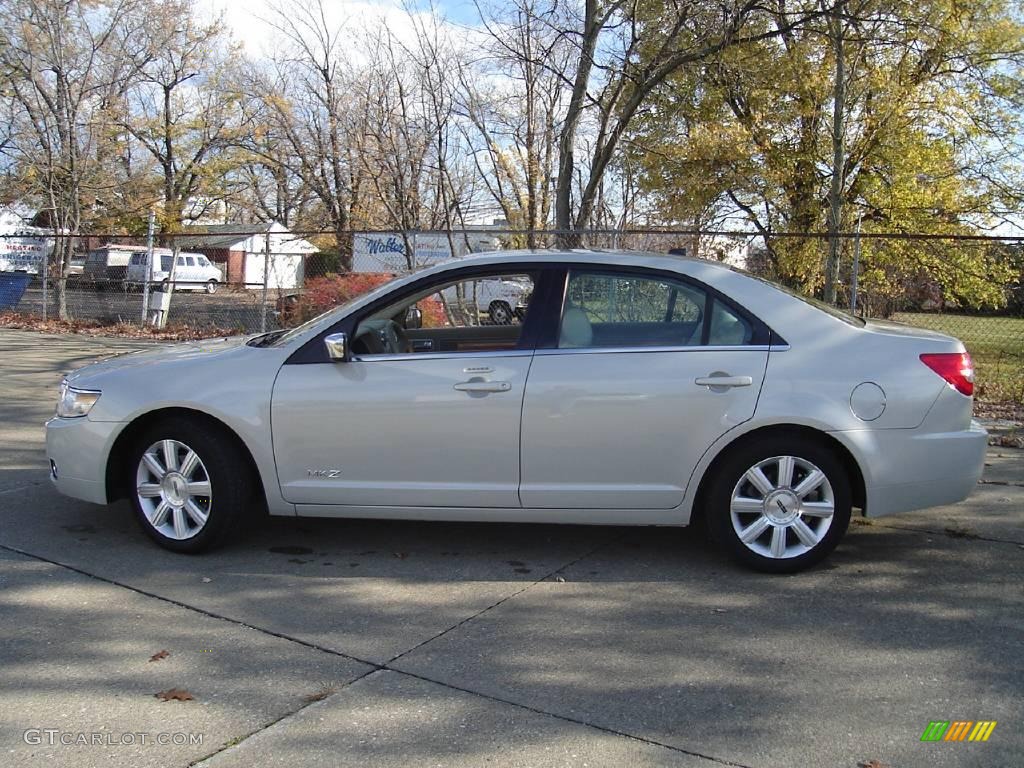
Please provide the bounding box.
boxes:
[0,211,53,274]
[352,231,501,273]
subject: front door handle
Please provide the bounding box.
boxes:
[454,380,512,393]
[695,375,753,388]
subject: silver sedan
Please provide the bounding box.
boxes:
[46,251,987,572]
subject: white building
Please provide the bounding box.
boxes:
[177,221,319,290]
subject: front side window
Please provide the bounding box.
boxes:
[353,271,536,357]
[558,270,752,349]
[160,255,172,271]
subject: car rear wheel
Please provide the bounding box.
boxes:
[488,300,512,325]
[205,279,218,294]
[130,419,251,553]
[706,436,851,573]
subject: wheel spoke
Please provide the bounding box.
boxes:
[745,466,775,497]
[142,452,166,479]
[187,480,211,497]
[137,483,162,498]
[770,526,787,558]
[731,496,763,515]
[777,456,795,488]
[172,507,188,539]
[800,500,835,518]
[184,499,208,527]
[150,500,171,527]
[791,518,819,548]
[739,515,771,544]
[162,440,179,472]
[793,469,826,499]
[179,450,199,479]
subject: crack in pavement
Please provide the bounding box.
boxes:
[863,521,1024,547]
[1,538,754,768]
[383,531,625,667]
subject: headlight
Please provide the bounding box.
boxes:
[57,380,101,418]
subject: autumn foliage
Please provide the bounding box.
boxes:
[290,272,448,327]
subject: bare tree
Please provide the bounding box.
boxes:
[125,0,244,235]
[0,0,152,317]
[242,0,359,269]
[461,0,570,246]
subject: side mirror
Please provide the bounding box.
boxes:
[324,332,348,362]
[404,306,423,330]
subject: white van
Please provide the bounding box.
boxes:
[126,251,223,293]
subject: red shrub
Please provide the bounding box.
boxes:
[291,273,395,323]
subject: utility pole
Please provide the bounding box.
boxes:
[824,0,846,305]
[260,234,270,332]
[141,210,155,324]
[850,213,862,314]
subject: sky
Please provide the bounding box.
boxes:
[199,0,481,56]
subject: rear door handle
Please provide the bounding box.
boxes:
[695,375,753,388]
[454,380,512,393]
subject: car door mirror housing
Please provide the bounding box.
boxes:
[404,306,423,330]
[324,332,349,362]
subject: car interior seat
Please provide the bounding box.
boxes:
[559,305,593,348]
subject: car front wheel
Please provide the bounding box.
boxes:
[130,419,251,553]
[706,436,852,573]
[205,279,218,294]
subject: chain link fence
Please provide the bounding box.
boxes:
[1,228,1020,407]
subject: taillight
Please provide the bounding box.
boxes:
[920,352,974,396]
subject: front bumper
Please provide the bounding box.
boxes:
[45,416,122,505]
[834,420,988,518]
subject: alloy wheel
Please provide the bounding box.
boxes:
[136,439,213,540]
[729,455,835,560]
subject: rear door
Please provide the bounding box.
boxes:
[520,267,769,511]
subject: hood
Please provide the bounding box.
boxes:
[66,335,251,387]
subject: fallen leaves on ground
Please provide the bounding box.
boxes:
[302,686,337,703]
[858,761,891,768]
[0,311,239,341]
[155,688,194,702]
[149,650,170,662]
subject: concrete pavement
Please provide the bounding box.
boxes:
[1,329,1021,768]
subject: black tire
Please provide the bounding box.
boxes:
[705,435,852,573]
[160,278,170,292]
[205,279,218,294]
[128,418,253,553]
[488,300,513,325]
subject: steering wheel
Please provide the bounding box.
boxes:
[383,320,413,354]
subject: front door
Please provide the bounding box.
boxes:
[271,268,542,508]
[520,268,769,510]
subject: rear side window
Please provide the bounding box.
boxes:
[558,269,756,349]
[161,256,172,271]
[707,300,752,346]
[184,256,195,266]
[560,271,705,348]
